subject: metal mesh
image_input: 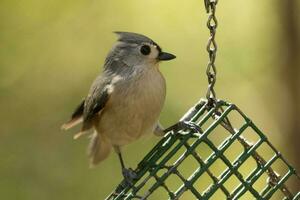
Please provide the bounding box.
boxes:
[106,99,300,200]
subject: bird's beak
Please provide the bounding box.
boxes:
[157,52,176,61]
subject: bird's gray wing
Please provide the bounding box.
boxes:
[81,75,112,131]
[62,57,128,136]
[61,76,111,132]
[81,57,130,130]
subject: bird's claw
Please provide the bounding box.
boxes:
[115,168,138,194]
[181,121,202,133]
[122,168,138,187]
[164,121,202,134]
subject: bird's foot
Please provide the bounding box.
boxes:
[164,121,202,134]
[115,168,138,194]
[122,167,138,187]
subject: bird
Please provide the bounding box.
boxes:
[61,32,176,183]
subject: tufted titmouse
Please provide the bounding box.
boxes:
[62,32,176,182]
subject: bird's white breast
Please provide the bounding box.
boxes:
[95,65,166,146]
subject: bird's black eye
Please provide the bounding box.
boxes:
[140,45,151,55]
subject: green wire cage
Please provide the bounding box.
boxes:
[105,0,300,199]
[106,100,300,200]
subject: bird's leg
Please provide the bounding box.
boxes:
[114,146,137,188]
[164,121,202,134]
[118,152,137,182]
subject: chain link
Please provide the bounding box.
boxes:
[204,0,218,106]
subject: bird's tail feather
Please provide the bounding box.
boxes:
[88,131,112,167]
[73,130,88,140]
[61,117,83,130]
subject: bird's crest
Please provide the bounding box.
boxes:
[114,31,154,45]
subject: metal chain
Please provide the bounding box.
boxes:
[204,0,218,106]
[204,2,295,197]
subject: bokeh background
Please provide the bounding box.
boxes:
[0,0,299,199]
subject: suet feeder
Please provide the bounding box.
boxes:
[106,0,300,199]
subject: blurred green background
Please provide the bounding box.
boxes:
[0,0,299,199]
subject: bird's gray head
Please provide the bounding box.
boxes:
[107,32,176,67]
